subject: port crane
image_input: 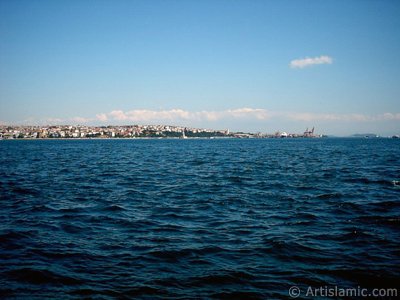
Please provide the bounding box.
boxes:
[303,127,315,137]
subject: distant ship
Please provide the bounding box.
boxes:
[180,129,187,139]
[280,132,288,138]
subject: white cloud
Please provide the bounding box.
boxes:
[103,108,271,123]
[70,117,92,124]
[109,110,128,120]
[282,112,339,122]
[45,118,64,124]
[194,110,221,121]
[108,109,190,121]
[290,55,333,69]
[13,109,399,128]
[96,113,108,122]
[227,108,270,120]
[95,108,400,124]
[378,113,400,121]
[283,112,359,122]
[20,117,64,125]
[281,112,400,122]
[78,109,274,124]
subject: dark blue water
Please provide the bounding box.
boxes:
[1,138,399,299]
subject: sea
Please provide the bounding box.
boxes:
[0,138,399,299]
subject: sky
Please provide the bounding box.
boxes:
[0,0,399,136]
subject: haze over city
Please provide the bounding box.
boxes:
[1,0,399,136]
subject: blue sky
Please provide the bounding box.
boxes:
[1,0,399,135]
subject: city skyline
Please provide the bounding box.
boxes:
[0,124,334,139]
[1,0,399,135]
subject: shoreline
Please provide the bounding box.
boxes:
[2,136,397,141]
[0,136,236,141]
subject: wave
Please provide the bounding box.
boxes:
[1,138,400,298]
[5,268,82,285]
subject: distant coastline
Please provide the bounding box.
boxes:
[1,124,399,140]
[0,124,328,140]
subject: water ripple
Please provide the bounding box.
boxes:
[1,138,399,298]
